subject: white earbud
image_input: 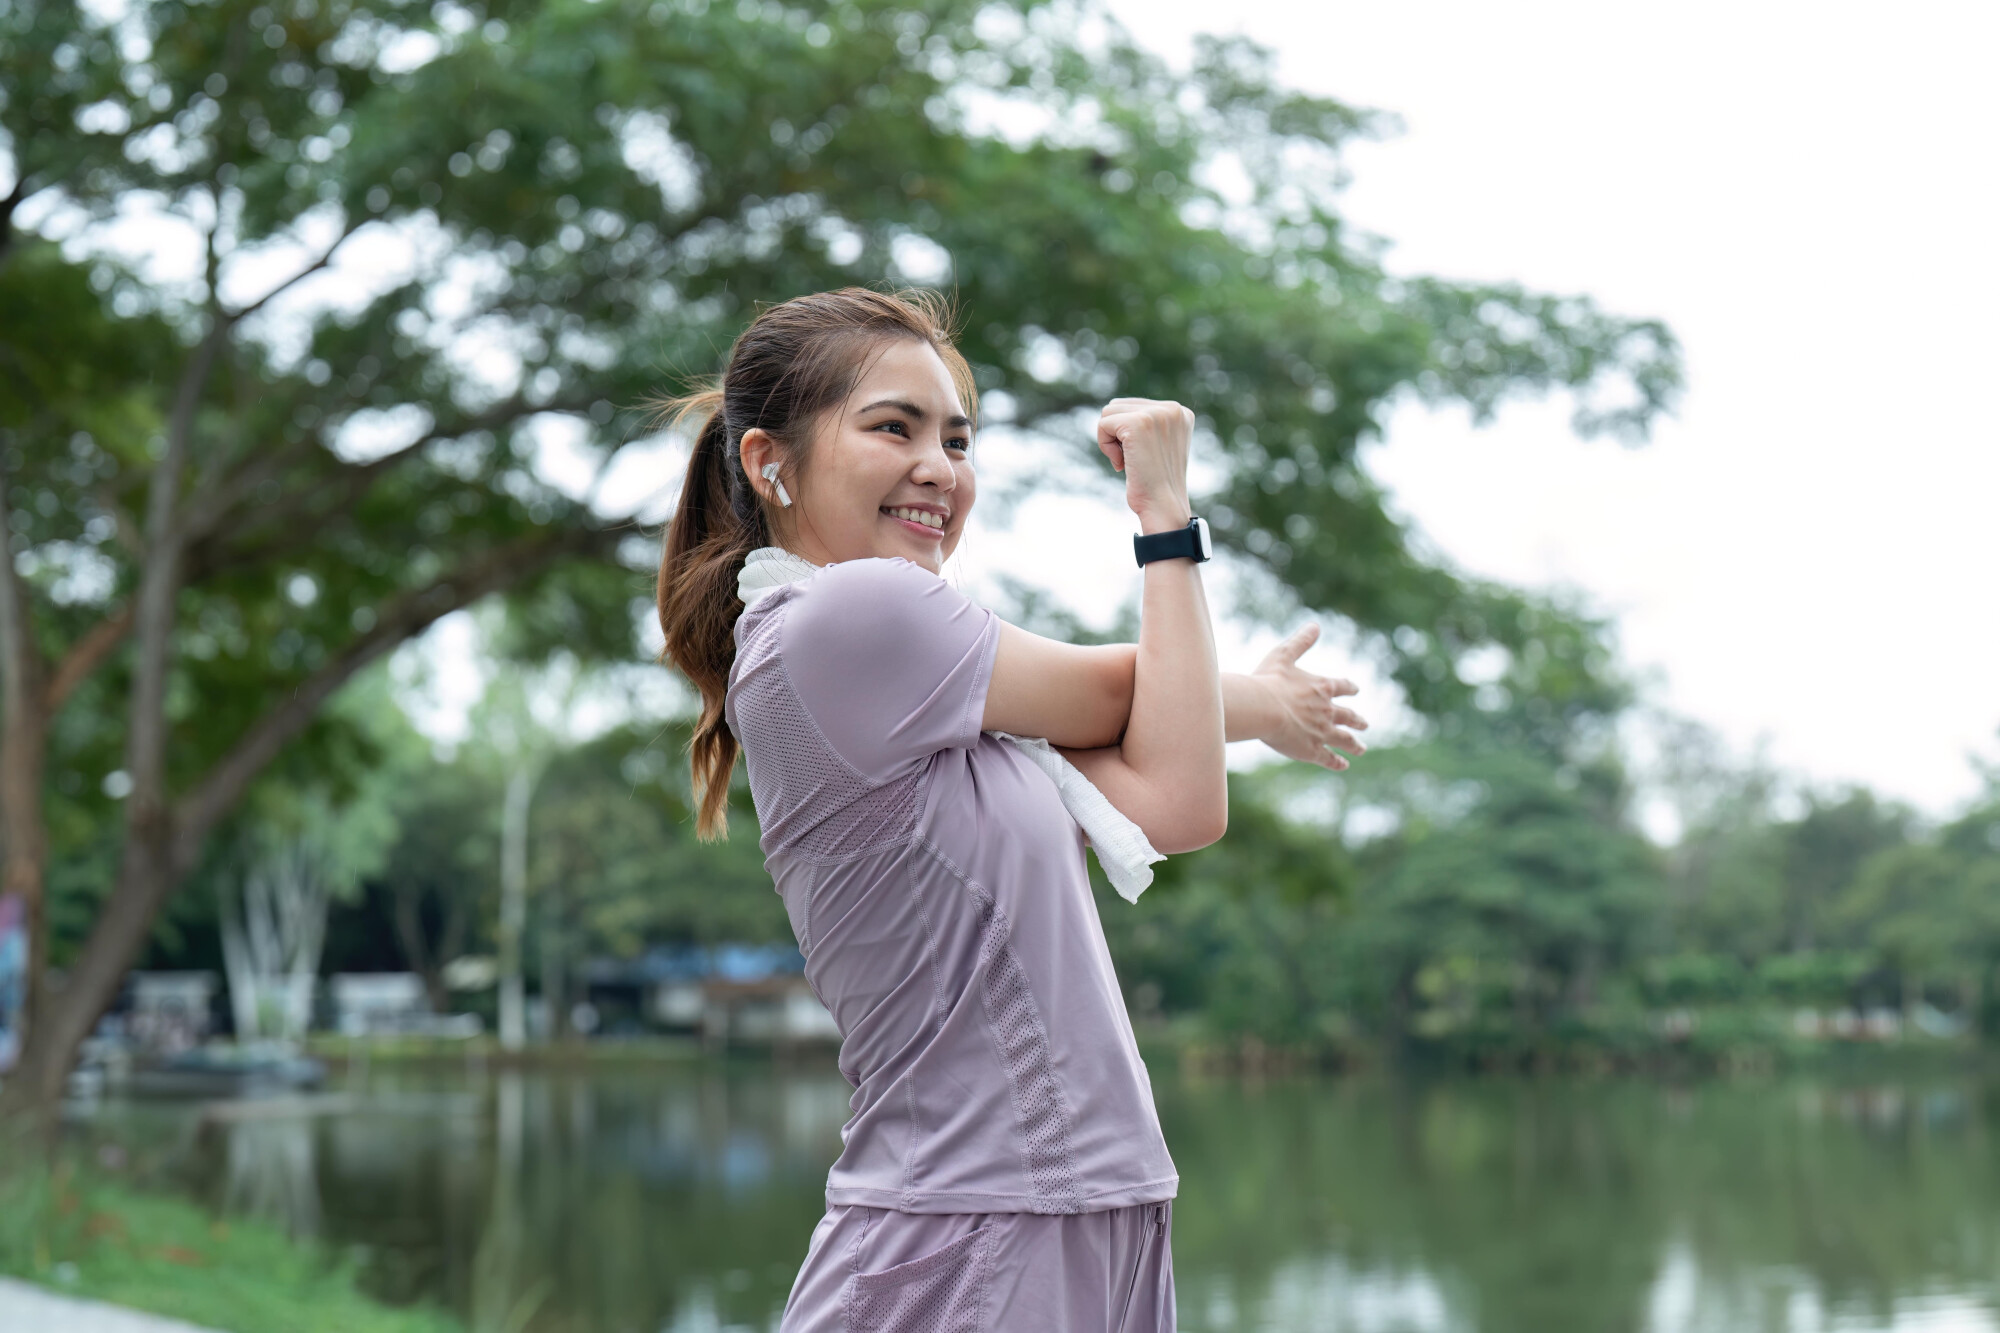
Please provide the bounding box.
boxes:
[760,461,792,508]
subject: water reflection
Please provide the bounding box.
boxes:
[86,1066,2000,1332]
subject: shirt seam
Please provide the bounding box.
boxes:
[957,610,1002,750]
[913,834,1085,1211]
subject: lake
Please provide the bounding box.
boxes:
[80,1060,2000,1332]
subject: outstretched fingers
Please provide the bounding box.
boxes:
[1321,725,1367,758]
[1277,622,1321,660]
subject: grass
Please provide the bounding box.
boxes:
[0,1154,461,1333]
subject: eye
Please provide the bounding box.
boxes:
[872,419,910,437]
[946,435,971,454]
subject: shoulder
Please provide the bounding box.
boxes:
[788,557,981,638]
[781,558,997,692]
[807,556,946,602]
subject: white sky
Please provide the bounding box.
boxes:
[1063,0,1998,818]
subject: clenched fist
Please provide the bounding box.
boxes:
[1096,398,1195,535]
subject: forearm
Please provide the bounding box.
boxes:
[1096,661,1275,744]
[1125,563,1223,756]
[1054,555,1227,849]
[1221,672,1280,743]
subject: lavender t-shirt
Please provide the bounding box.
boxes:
[724,557,1178,1215]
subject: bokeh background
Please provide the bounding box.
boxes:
[1,1,1996,1331]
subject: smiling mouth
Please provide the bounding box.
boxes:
[882,505,947,533]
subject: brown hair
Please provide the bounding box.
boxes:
[655,287,978,841]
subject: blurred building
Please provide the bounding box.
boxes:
[582,944,837,1048]
[329,972,481,1037]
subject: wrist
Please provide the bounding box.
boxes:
[1133,500,1193,535]
[1222,672,1281,744]
[1247,672,1283,739]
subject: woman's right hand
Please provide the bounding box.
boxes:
[1097,398,1195,534]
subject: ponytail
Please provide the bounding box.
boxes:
[652,287,978,842]
[655,388,765,841]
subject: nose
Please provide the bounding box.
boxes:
[909,431,959,493]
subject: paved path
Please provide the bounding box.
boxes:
[0,1278,223,1332]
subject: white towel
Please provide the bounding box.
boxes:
[734,548,1165,901]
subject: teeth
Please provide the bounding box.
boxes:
[886,506,944,529]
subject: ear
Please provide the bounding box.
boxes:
[739,427,782,502]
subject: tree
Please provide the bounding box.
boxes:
[371,757,501,1015]
[1314,601,1663,1052]
[217,820,352,1042]
[0,0,1679,1112]
[1836,795,2000,1025]
[1774,789,1913,956]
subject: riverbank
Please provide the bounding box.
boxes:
[304,1032,840,1070]
[1145,1009,1995,1079]
[0,1159,459,1333]
[300,1020,1993,1081]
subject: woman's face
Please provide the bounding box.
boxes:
[759,338,976,575]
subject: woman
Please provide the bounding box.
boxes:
[656,288,1366,1331]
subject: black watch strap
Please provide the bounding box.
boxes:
[1133,515,1212,566]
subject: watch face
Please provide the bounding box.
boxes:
[1193,516,1212,560]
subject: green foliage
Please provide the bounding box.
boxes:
[1102,636,1999,1063]
[1,0,1688,1074]
[528,719,788,956]
[1,0,1682,712]
[18,0,1977,1075]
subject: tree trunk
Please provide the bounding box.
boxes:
[1,306,219,1113]
[3,839,175,1112]
[390,884,446,1015]
[540,873,567,1043]
[0,515,599,1116]
[0,466,51,1098]
[0,683,47,1080]
[498,767,533,1049]
[1981,959,2000,1041]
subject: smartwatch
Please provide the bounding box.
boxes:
[1133,515,1212,567]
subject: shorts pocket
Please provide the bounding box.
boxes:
[844,1225,992,1333]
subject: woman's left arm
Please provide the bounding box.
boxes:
[990,627,1368,767]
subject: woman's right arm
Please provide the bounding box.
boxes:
[982,399,1228,854]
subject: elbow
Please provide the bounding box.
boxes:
[1150,800,1227,856]
[1087,651,1138,748]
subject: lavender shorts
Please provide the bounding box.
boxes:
[779,1201,1175,1333]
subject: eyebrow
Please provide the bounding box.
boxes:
[858,397,973,431]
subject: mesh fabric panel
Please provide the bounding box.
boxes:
[976,896,1083,1211]
[846,1227,991,1333]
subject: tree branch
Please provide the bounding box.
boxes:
[181,395,584,555]
[121,311,229,828]
[170,523,619,869]
[220,218,366,325]
[43,602,133,713]
[0,176,34,269]
[0,467,45,703]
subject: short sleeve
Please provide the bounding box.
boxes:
[780,558,1000,785]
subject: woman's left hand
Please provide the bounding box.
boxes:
[1250,624,1368,770]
